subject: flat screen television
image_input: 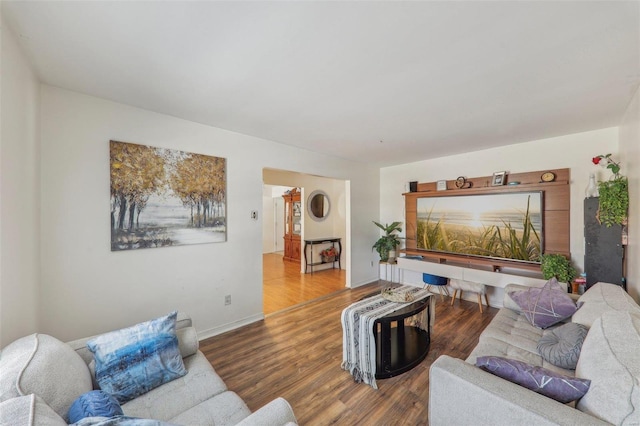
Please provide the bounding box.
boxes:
[415,191,543,263]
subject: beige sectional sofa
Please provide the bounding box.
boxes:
[0,312,297,425]
[429,282,640,425]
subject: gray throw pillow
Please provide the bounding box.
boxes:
[537,322,588,370]
[508,278,577,329]
[476,356,590,403]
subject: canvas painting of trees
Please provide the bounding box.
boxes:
[110,140,226,251]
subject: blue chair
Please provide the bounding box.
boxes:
[422,273,450,301]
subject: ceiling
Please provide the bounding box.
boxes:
[3,1,639,167]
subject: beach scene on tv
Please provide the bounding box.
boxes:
[416,192,542,262]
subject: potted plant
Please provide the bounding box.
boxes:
[372,221,403,262]
[592,154,629,227]
[540,253,577,285]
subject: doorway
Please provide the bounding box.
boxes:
[262,170,349,315]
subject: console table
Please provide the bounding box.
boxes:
[303,237,341,274]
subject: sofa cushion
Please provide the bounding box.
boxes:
[0,334,93,420]
[479,308,545,351]
[68,390,123,423]
[508,278,576,329]
[537,322,588,370]
[168,391,251,425]
[0,394,67,426]
[572,282,640,328]
[575,312,640,424]
[87,311,187,404]
[476,356,590,403]
[121,351,227,421]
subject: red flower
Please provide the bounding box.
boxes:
[592,156,602,165]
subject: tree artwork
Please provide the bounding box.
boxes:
[110,140,226,251]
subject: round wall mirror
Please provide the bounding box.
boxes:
[307,190,330,222]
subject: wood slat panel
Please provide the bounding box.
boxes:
[544,210,571,253]
[403,168,571,270]
[201,281,498,425]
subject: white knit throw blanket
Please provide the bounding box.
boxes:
[341,285,433,389]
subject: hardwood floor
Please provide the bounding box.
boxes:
[263,252,346,315]
[201,280,498,425]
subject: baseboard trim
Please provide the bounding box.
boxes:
[197,313,264,341]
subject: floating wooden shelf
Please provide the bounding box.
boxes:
[403,168,570,275]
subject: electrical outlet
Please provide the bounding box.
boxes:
[224,295,231,305]
[250,210,258,220]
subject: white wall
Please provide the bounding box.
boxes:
[262,185,277,253]
[0,20,41,346]
[619,85,640,300]
[262,185,295,254]
[380,128,620,298]
[38,86,380,341]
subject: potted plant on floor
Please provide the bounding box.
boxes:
[540,253,577,287]
[372,221,403,262]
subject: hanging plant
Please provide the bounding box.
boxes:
[592,154,629,227]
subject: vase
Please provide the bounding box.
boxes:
[585,173,599,198]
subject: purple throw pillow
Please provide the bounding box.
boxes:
[508,278,577,329]
[476,356,590,403]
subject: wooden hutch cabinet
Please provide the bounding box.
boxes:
[282,188,301,263]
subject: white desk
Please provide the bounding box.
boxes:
[396,257,547,289]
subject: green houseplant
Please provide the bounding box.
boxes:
[540,253,577,284]
[372,221,402,262]
[592,154,629,227]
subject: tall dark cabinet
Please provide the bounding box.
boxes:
[584,198,625,289]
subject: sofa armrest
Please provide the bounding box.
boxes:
[235,397,297,426]
[429,355,609,426]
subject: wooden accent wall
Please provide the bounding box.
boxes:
[404,168,570,273]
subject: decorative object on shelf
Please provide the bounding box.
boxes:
[592,154,621,176]
[380,287,414,303]
[320,246,338,263]
[492,171,506,186]
[540,253,577,286]
[409,181,418,192]
[508,181,520,186]
[540,171,556,182]
[455,176,472,189]
[592,154,628,227]
[585,173,599,198]
[436,180,447,191]
[372,221,403,262]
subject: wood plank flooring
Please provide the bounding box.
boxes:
[201,280,498,425]
[263,252,346,315]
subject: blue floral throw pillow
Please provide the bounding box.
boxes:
[476,356,590,403]
[87,312,187,404]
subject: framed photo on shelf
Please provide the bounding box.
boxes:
[492,171,506,186]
